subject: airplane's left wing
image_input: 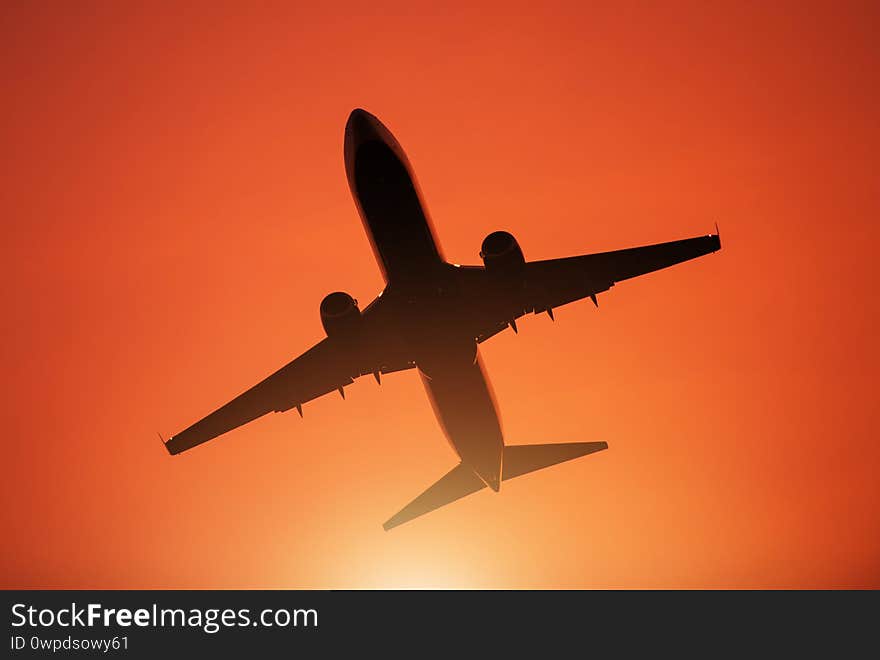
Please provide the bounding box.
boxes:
[164,298,412,454]
[455,232,721,343]
[521,232,721,312]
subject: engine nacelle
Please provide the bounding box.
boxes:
[320,291,361,337]
[480,231,525,275]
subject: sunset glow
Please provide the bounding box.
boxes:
[2,2,878,588]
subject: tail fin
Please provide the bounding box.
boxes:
[382,441,608,530]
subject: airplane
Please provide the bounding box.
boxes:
[162,108,721,530]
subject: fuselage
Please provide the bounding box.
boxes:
[344,109,504,491]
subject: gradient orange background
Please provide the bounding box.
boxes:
[2,2,878,588]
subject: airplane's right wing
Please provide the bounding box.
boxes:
[164,296,412,455]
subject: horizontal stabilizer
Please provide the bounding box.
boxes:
[502,441,608,481]
[383,463,485,531]
[383,441,607,530]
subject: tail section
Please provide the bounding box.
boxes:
[383,441,608,530]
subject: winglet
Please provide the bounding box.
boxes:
[158,432,172,455]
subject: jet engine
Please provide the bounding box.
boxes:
[320,291,361,336]
[480,230,525,275]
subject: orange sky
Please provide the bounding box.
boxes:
[2,2,878,588]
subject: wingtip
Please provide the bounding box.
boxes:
[159,432,180,456]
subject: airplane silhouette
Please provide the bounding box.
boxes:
[163,108,721,530]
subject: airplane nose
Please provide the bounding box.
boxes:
[345,108,378,143]
[342,107,410,196]
[346,107,365,128]
[347,107,370,124]
[344,108,385,173]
